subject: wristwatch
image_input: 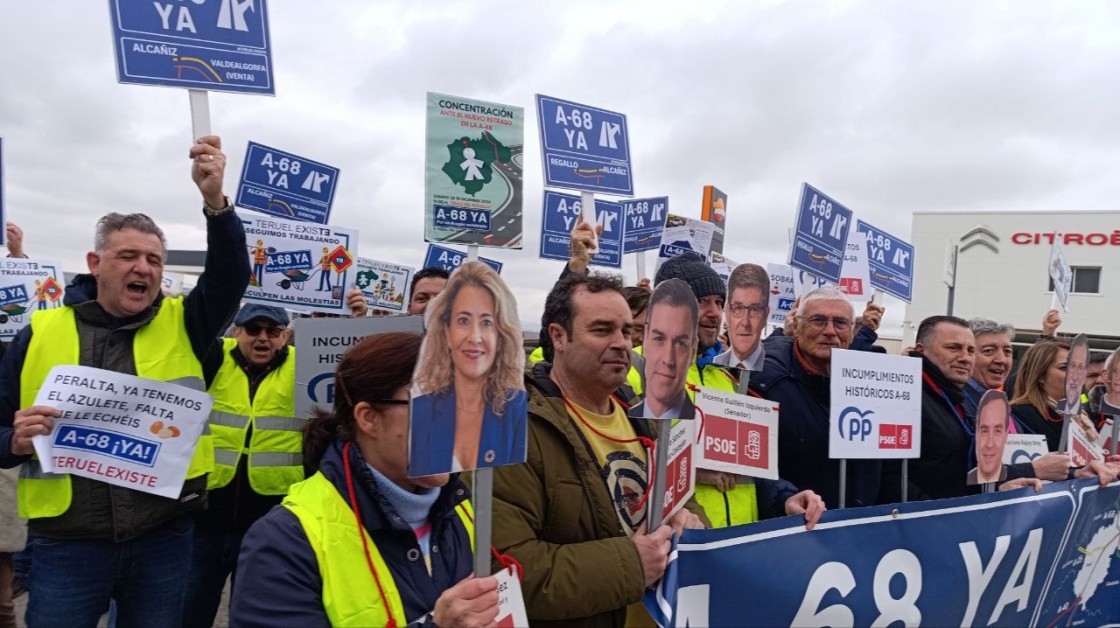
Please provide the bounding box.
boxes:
[202,195,233,217]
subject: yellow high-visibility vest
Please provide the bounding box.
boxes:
[206,338,301,494]
[283,471,475,627]
[18,299,213,518]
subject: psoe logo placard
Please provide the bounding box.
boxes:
[878,423,913,450]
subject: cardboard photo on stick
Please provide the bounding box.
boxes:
[408,261,528,477]
[968,390,1012,485]
[714,263,770,377]
[630,278,697,421]
[694,386,779,480]
[1099,347,1120,417]
[1061,334,1090,415]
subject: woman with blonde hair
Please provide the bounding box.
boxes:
[410,261,527,477]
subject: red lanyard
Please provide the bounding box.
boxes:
[560,393,657,516]
[341,441,524,628]
[922,373,977,471]
[342,441,399,628]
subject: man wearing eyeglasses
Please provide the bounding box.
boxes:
[184,303,299,628]
[753,286,882,509]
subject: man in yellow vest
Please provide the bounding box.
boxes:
[183,303,297,628]
[0,135,249,626]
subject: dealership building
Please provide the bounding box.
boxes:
[903,210,1119,352]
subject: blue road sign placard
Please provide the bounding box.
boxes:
[423,244,503,275]
[788,183,853,285]
[857,220,915,302]
[536,95,633,196]
[108,0,274,95]
[621,197,668,253]
[539,191,623,268]
[236,142,340,225]
[432,205,491,232]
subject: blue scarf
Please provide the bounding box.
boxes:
[365,463,439,529]
[695,341,724,371]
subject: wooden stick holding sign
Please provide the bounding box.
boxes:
[646,428,671,533]
[581,191,599,254]
[188,89,211,140]
[636,251,646,284]
[466,244,494,577]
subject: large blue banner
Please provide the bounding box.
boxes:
[648,479,1120,627]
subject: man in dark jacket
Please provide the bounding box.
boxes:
[0,136,249,626]
[898,316,979,500]
[753,286,881,509]
[892,316,1062,501]
[492,272,705,627]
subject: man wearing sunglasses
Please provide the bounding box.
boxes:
[184,303,298,628]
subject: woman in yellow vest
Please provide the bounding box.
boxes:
[231,333,500,627]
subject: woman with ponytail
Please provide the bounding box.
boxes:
[231,332,499,627]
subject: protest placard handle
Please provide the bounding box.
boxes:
[636,251,646,283]
[1050,292,1059,313]
[188,89,211,140]
[646,426,670,530]
[1111,417,1119,455]
[473,467,492,577]
[1057,409,1070,453]
[872,289,883,302]
[838,459,847,509]
[900,459,908,503]
[468,242,489,578]
[581,191,599,255]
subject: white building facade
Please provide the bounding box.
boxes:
[904,210,1119,344]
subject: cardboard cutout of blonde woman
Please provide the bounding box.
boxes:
[408,260,528,477]
[629,278,697,421]
[968,390,1011,485]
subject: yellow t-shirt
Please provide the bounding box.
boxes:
[568,399,648,536]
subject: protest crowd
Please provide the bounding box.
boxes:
[0,135,1116,628]
[2,7,1119,626]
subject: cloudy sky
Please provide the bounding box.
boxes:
[3,1,1119,333]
